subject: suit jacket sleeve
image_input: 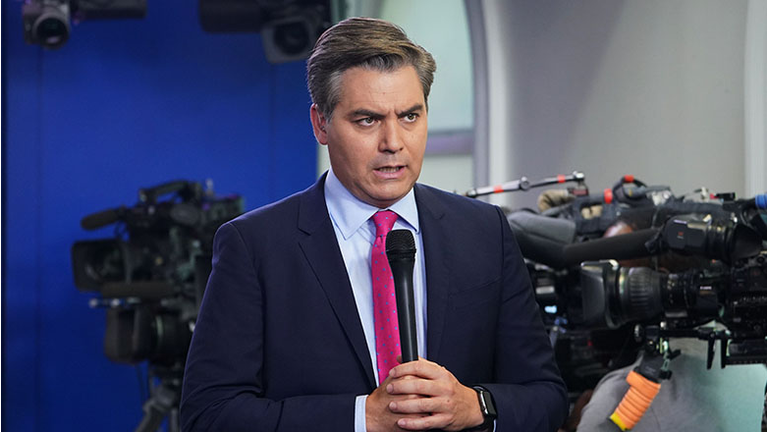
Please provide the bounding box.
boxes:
[481,206,568,431]
[180,222,356,431]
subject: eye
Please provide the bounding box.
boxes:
[403,113,419,123]
[357,117,376,127]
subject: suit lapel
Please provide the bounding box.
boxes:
[414,184,452,361]
[297,176,376,390]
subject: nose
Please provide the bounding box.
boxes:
[378,119,404,153]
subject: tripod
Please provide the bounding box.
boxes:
[135,365,182,432]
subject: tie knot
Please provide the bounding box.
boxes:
[372,210,398,237]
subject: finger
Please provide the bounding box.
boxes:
[380,369,418,386]
[397,355,426,362]
[396,413,453,431]
[389,397,440,414]
[387,377,445,397]
[391,393,467,416]
[390,358,445,380]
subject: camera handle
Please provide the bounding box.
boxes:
[609,324,678,431]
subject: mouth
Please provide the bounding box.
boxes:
[375,166,404,173]
[373,165,406,179]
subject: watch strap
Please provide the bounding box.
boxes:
[465,386,497,431]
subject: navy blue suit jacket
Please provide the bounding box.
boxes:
[180,175,567,431]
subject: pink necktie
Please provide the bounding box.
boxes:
[371,210,401,384]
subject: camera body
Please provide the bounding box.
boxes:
[508,177,766,393]
[21,0,146,49]
[22,1,70,49]
[71,180,243,365]
[580,255,765,337]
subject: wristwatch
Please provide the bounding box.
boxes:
[466,386,497,431]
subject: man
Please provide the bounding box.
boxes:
[180,17,567,431]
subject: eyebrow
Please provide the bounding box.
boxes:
[348,109,385,120]
[347,104,425,120]
[396,104,425,117]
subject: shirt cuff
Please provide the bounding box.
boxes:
[354,394,368,432]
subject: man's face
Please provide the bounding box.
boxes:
[311,66,428,209]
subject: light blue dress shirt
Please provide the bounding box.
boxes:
[323,168,427,432]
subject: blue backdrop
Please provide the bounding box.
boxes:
[2,1,317,430]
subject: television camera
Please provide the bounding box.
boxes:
[71,179,243,432]
[472,174,766,397]
[574,195,766,430]
[22,0,146,49]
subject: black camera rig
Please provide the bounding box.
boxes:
[482,173,766,396]
[71,179,243,432]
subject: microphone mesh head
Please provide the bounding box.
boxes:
[386,229,416,254]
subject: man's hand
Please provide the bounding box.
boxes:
[366,374,426,432]
[385,358,486,431]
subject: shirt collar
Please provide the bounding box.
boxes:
[324,168,420,240]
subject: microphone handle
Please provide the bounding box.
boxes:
[391,257,418,363]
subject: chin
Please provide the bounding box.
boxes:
[363,181,415,207]
[377,194,409,207]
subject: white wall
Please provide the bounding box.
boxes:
[744,0,767,198]
[476,0,764,210]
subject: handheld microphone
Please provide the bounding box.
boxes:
[386,229,418,363]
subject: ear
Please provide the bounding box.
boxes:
[310,104,329,145]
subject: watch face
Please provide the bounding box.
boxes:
[476,387,497,418]
[480,390,496,418]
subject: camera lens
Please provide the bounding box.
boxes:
[273,21,310,55]
[34,9,70,49]
[616,267,664,324]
